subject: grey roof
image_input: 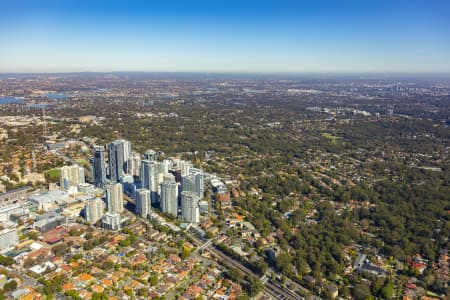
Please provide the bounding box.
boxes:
[28,190,69,204]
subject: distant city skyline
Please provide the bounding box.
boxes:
[1,0,449,73]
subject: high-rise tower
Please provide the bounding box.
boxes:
[127,152,141,177]
[106,183,124,213]
[59,165,85,190]
[144,149,157,161]
[85,197,104,224]
[140,160,158,203]
[108,139,131,182]
[135,188,151,218]
[160,180,178,217]
[181,167,204,199]
[181,191,200,223]
[93,146,106,188]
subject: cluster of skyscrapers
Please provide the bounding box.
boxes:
[84,139,204,225]
[59,165,85,191]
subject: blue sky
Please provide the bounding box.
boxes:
[0,0,449,73]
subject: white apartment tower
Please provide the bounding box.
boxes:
[181,191,200,223]
[135,188,151,218]
[160,181,178,217]
[85,197,104,224]
[106,183,124,213]
[59,165,85,190]
[140,160,158,203]
[181,167,204,199]
[127,152,141,177]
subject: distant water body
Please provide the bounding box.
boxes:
[0,93,67,105]
[46,93,67,99]
[0,97,25,104]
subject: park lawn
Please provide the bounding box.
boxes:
[321,132,341,142]
[45,168,60,181]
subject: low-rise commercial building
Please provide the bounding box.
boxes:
[0,228,19,251]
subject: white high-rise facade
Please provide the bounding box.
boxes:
[156,160,172,195]
[85,197,104,224]
[106,183,124,213]
[160,181,178,217]
[127,152,141,177]
[181,191,200,223]
[135,188,151,218]
[59,165,85,190]
[159,159,171,175]
[179,160,193,177]
[102,211,121,230]
[140,160,158,203]
[122,140,131,164]
[181,167,204,199]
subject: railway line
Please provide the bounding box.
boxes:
[189,234,305,299]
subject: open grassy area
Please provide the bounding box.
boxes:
[45,168,60,182]
[321,132,341,142]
